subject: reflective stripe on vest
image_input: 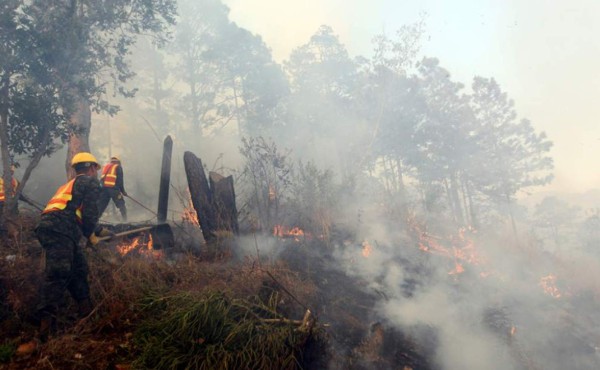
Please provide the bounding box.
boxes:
[101,163,118,187]
[0,178,18,202]
[42,177,83,223]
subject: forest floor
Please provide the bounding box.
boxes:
[0,212,434,370]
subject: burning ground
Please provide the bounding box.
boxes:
[2,197,600,370]
[0,213,323,369]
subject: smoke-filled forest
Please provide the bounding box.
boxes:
[1,0,599,369]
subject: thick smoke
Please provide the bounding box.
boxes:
[13,1,599,369]
[332,195,600,369]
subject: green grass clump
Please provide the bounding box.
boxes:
[0,342,16,363]
[133,291,311,370]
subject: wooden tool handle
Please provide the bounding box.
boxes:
[97,226,153,241]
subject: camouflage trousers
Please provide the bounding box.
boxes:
[36,229,90,319]
[97,188,127,221]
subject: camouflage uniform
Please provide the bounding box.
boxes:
[36,175,101,319]
[0,178,23,244]
[97,164,127,221]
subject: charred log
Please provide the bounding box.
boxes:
[184,151,216,243]
[209,171,239,234]
[184,151,239,243]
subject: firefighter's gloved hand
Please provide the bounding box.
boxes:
[88,233,100,246]
[95,227,115,241]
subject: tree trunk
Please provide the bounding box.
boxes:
[232,80,242,137]
[0,76,16,219]
[506,192,519,245]
[382,156,392,193]
[394,157,406,195]
[157,136,173,223]
[106,111,112,159]
[394,156,408,216]
[66,96,91,179]
[465,180,478,228]
[450,173,465,225]
[16,128,51,202]
[459,176,471,226]
[184,151,216,243]
[387,157,395,193]
[443,178,458,223]
[209,171,238,234]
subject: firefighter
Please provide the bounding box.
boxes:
[0,165,38,241]
[0,166,19,227]
[32,152,114,343]
[97,155,127,221]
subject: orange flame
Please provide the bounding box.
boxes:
[539,274,561,298]
[118,237,141,256]
[273,225,306,242]
[448,261,465,275]
[412,222,487,276]
[117,234,159,257]
[288,227,304,237]
[362,240,373,257]
[139,235,163,260]
[183,192,200,226]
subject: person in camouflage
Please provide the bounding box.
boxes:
[34,152,113,342]
[0,165,31,237]
[97,155,128,221]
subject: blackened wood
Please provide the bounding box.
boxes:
[209,171,239,234]
[157,135,172,223]
[183,151,216,242]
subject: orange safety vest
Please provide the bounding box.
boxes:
[0,178,18,203]
[100,163,119,188]
[43,177,83,223]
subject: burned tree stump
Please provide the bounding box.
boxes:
[209,171,239,234]
[184,151,217,243]
[157,136,173,224]
[184,151,239,243]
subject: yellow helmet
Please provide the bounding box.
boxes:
[110,155,121,162]
[71,152,99,167]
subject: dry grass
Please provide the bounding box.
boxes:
[0,216,321,369]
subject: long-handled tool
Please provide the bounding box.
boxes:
[120,195,174,249]
[19,193,44,211]
[97,226,153,242]
[97,223,174,249]
[124,194,158,217]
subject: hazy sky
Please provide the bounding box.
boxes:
[224,0,599,194]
